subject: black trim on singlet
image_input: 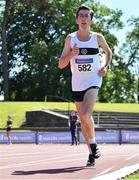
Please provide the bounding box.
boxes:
[79,48,99,55]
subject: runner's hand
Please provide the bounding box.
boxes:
[70,44,79,57]
[98,67,107,77]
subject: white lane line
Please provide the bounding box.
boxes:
[0,153,130,162]
[125,153,139,161]
[91,163,139,180]
[0,151,64,159]
[0,154,59,160]
[96,167,114,176]
[0,150,62,157]
[0,153,86,170]
[0,179,44,180]
[0,157,86,170]
[0,153,133,162]
[99,154,132,158]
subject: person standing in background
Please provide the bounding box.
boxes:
[6,115,13,144]
[68,111,79,145]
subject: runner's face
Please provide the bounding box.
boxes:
[76,10,92,28]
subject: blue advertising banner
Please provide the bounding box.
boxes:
[79,131,119,143]
[122,130,139,143]
[0,130,139,144]
[0,132,35,143]
[38,132,71,144]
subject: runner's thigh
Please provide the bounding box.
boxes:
[82,88,99,114]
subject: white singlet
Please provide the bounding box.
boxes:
[70,31,102,91]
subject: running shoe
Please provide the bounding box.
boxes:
[86,154,95,166]
[90,143,101,159]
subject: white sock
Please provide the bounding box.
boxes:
[90,137,96,144]
[88,147,92,154]
[88,137,96,154]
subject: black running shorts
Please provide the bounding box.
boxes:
[6,127,11,132]
[72,86,99,102]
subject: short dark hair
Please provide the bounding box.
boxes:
[76,6,94,20]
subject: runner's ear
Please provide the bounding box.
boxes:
[91,19,94,25]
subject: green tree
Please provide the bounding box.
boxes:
[99,53,137,103]
[1,0,14,101]
[90,3,138,103]
[6,0,85,101]
[121,17,139,102]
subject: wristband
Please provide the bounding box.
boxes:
[105,65,110,71]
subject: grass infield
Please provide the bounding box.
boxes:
[0,102,139,128]
[124,171,139,179]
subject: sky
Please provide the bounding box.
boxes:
[98,0,139,45]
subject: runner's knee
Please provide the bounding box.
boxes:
[80,112,91,126]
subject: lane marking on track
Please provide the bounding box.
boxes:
[0,151,132,161]
[125,153,139,161]
[0,153,87,170]
[0,179,44,180]
[0,150,66,159]
[0,149,68,157]
[95,167,114,176]
[0,154,61,160]
[0,157,86,170]
[91,163,139,180]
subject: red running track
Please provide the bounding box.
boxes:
[0,144,139,180]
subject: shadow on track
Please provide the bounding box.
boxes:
[12,166,94,175]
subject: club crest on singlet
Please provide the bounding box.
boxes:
[81,49,88,55]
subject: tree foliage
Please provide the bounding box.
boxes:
[120,17,139,102]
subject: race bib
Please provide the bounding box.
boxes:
[75,58,93,72]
